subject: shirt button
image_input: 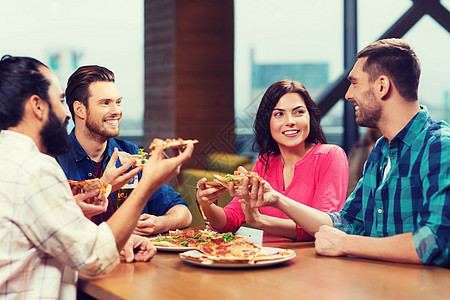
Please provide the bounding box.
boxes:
[88,173,93,177]
[378,209,383,214]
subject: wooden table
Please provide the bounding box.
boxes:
[78,228,449,300]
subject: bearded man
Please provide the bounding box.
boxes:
[0,55,193,298]
[56,65,192,235]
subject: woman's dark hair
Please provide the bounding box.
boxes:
[65,65,115,119]
[253,80,327,171]
[0,55,50,130]
[357,38,420,101]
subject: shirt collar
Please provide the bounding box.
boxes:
[390,105,429,147]
[68,130,90,162]
[69,130,122,166]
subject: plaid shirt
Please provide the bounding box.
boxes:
[0,131,119,299]
[330,107,450,267]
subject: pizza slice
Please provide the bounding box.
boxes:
[250,249,296,263]
[148,138,199,153]
[68,178,112,205]
[205,170,264,188]
[186,239,262,263]
[194,238,260,257]
[118,151,147,167]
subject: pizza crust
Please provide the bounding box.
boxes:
[148,138,199,152]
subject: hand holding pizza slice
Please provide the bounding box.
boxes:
[68,178,112,205]
[68,178,112,218]
[118,151,147,167]
[148,138,199,155]
[205,169,264,189]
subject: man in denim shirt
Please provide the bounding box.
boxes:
[236,38,449,267]
[57,65,192,235]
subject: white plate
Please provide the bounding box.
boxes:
[179,247,296,268]
[155,245,196,252]
[148,236,196,252]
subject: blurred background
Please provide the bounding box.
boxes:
[1,0,449,163]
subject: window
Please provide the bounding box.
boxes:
[0,0,144,142]
[235,0,450,159]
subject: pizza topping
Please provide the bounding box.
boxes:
[211,170,265,188]
[118,152,146,167]
[151,230,242,248]
[152,229,295,265]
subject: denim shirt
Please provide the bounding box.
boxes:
[56,130,188,222]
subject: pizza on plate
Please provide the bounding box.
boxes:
[180,243,295,265]
[193,239,261,262]
[150,229,247,248]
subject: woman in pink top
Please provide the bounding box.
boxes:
[197,80,349,240]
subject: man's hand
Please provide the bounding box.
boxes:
[314,225,348,257]
[106,141,194,252]
[72,188,108,219]
[101,148,143,192]
[133,214,162,236]
[119,234,157,262]
[140,141,194,189]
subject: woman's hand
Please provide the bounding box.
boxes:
[196,177,227,208]
[240,200,263,228]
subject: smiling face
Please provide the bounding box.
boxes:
[84,81,123,140]
[345,57,382,128]
[269,92,310,151]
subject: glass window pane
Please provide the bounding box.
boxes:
[359,0,450,123]
[236,0,450,160]
[235,0,344,158]
[0,0,144,141]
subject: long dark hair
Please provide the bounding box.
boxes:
[253,80,327,171]
[0,55,49,130]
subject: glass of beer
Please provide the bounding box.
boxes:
[113,175,139,209]
[113,188,133,209]
[195,199,218,231]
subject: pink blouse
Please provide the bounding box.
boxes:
[218,144,349,241]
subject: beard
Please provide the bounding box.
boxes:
[40,107,72,156]
[355,88,382,128]
[85,111,120,143]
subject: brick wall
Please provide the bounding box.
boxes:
[144,0,235,169]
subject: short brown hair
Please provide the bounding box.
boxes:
[65,65,115,119]
[357,38,420,101]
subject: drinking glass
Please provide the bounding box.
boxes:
[113,187,133,209]
[113,175,138,209]
[195,199,218,231]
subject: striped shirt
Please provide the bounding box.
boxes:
[0,130,119,299]
[330,107,450,267]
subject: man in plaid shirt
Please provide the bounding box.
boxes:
[0,56,194,298]
[236,38,449,267]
